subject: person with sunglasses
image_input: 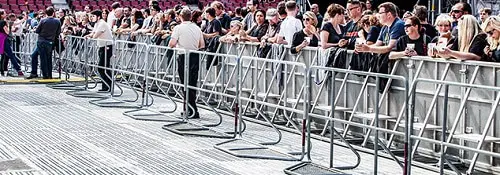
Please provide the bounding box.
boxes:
[449,2,471,37]
[436,15,487,61]
[344,0,365,49]
[291,11,319,54]
[389,16,431,59]
[481,16,500,62]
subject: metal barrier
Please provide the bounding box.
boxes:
[87,38,147,108]
[215,55,307,161]
[411,78,500,174]
[12,33,500,174]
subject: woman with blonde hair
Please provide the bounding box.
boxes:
[482,16,500,62]
[291,11,319,53]
[437,15,488,60]
[220,20,245,43]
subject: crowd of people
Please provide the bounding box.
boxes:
[0,1,499,75]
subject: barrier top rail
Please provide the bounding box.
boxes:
[310,65,407,80]
[414,78,500,91]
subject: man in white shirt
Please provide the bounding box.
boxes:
[169,8,205,119]
[277,1,303,45]
[86,10,114,92]
[107,2,121,29]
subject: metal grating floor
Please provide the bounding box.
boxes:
[0,84,441,174]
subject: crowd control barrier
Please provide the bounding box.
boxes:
[11,32,500,174]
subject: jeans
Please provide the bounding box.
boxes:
[2,39,21,71]
[98,45,113,90]
[37,40,54,78]
[30,46,39,75]
[177,53,200,114]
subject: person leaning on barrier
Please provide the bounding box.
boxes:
[27,7,61,79]
[260,8,281,45]
[355,2,405,54]
[219,20,245,43]
[85,10,114,92]
[431,14,453,43]
[242,9,268,42]
[357,14,381,45]
[481,16,500,62]
[202,7,222,40]
[168,8,205,119]
[134,6,160,35]
[389,16,431,60]
[291,11,319,54]
[436,15,488,61]
[320,4,348,49]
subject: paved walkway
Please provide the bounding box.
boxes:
[0,84,440,174]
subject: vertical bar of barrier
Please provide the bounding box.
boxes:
[440,84,449,174]
[84,39,89,90]
[404,68,411,175]
[329,71,336,168]
[305,64,312,161]
[109,40,114,96]
[409,75,416,174]
[142,45,150,106]
[183,49,189,120]
[374,76,380,175]
[236,56,242,138]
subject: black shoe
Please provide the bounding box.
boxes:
[26,75,39,79]
[180,112,200,119]
[190,112,200,119]
[98,88,110,92]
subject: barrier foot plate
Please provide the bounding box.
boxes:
[162,122,233,139]
[214,139,299,161]
[48,82,86,90]
[89,98,141,109]
[124,109,182,122]
[284,162,349,175]
[66,90,108,98]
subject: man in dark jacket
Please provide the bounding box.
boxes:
[28,7,61,79]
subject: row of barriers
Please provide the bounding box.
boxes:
[8,32,500,174]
